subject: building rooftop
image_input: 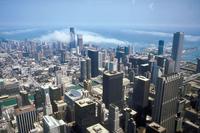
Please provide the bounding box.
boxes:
[86,123,109,133]
[75,98,95,107]
[135,76,149,81]
[147,122,166,132]
[104,71,122,76]
[15,104,35,115]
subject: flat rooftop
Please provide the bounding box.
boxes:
[86,123,109,133]
[75,98,95,107]
[148,122,166,132]
[135,76,149,81]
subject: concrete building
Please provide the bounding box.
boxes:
[153,73,183,133]
[15,105,37,133]
[43,115,66,133]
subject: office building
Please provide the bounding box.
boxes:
[158,40,164,55]
[43,115,66,133]
[69,27,76,49]
[108,104,123,133]
[171,32,184,72]
[42,85,53,115]
[156,55,165,68]
[15,105,37,133]
[88,49,99,77]
[49,86,61,102]
[77,34,83,52]
[34,88,45,109]
[19,90,30,106]
[197,58,200,73]
[146,122,166,133]
[75,98,97,132]
[164,57,175,75]
[153,73,182,133]
[60,50,66,64]
[86,123,109,133]
[86,57,91,79]
[123,108,137,133]
[103,71,123,109]
[64,89,83,122]
[132,76,149,111]
[80,59,87,82]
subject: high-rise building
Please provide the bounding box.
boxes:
[88,49,99,77]
[60,50,66,64]
[15,105,37,133]
[123,108,137,133]
[34,88,45,109]
[158,40,164,55]
[86,57,91,79]
[164,57,175,75]
[43,115,66,133]
[171,32,184,72]
[77,34,83,53]
[196,58,200,73]
[108,104,123,133]
[75,98,97,132]
[69,27,76,49]
[42,85,53,115]
[80,59,87,82]
[153,73,183,133]
[132,76,149,111]
[103,71,123,109]
[49,86,61,102]
[19,90,30,106]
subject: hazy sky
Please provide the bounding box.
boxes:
[0,0,200,28]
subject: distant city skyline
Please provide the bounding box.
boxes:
[0,0,200,28]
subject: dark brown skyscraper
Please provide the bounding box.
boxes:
[103,71,123,109]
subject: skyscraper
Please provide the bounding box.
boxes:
[132,76,149,126]
[19,90,30,106]
[77,34,83,53]
[75,98,97,132]
[86,57,91,79]
[103,71,123,109]
[60,50,66,64]
[171,32,184,72]
[15,105,37,133]
[153,73,183,133]
[158,40,164,55]
[164,57,175,75]
[69,27,76,49]
[132,76,149,111]
[80,59,87,82]
[88,49,99,77]
[34,88,45,109]
[108,104,122,133]
[43,115,66,133]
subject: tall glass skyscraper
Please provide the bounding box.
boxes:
[171,32,184,72]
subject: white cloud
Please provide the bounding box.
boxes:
[122,29,200,42]
[34,29,129,46]
[0,28,37,35]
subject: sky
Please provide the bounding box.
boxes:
[0,0,200,28]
